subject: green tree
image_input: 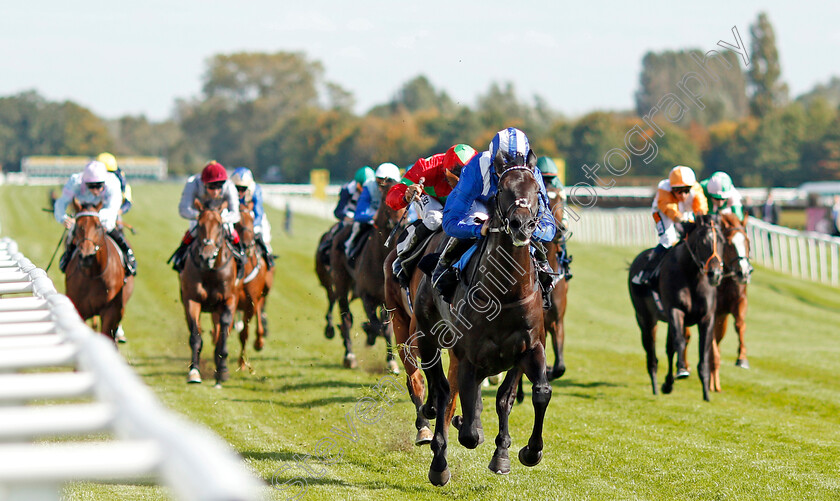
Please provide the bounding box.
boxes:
[565,112,625,184]
[796,77,840,110]
[748,12,789,118]
[635,49,748,126]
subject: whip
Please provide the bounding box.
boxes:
[384,177,424,248]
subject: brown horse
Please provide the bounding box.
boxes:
[628,215,725,401]
[414,151,551,486]
[65,200,134,342]
[329,179,405,370]
[234,202,274,372]
[681,212,752,392]
[315,223,341,340]
[543,186,569,380]
[384,231,462,447]
[180,199,240,386]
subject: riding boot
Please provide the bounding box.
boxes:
[59,242,76,273]
[108,228,137,276]
[168,230,194,272]
[431,237,464,303]
[344,222,360,259]
[559,241,573,281]
[532,243,556,309]
[393,222,433,288]
[632,244,667,286]
[255,234,275,269]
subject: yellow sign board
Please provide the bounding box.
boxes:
[310,169,329,200]
[553,157,566,185]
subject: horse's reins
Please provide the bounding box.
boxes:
[488,166,539,236]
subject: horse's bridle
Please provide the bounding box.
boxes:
[489,166,540,237]
[722,225,753,279]
[193,215,233,270]
[685,222,723,275]
[69,211,110,277]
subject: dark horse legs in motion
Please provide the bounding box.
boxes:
[628,215,725,401]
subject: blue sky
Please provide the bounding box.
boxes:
[2,1,837,121]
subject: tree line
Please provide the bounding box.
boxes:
[1,12,838,188]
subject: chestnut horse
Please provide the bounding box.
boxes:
[543,185,570,381]
[234,202,274,372]
[329,179,404,371]
[628,215,725,401]
[414,151,551,486]
[681,212,752,391]
[65,201,134,342]
[180,199,240,386]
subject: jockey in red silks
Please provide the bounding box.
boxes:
[168,161,244,276]
[385,144,477,287]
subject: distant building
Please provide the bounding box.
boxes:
[21,156,167,181]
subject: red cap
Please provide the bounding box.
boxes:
[201,161,227,184]
[442,144,477,171]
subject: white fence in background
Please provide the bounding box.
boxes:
[569,208,840,286]
[0,238,263,501]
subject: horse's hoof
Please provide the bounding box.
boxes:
[488,455,511,475]
[324,325,335,339]
[415,427,433,446]
[518,446,543,467]
[215,369,230,383]
[115,326,127,344]
[736,359,750,369]
[458,428,481,449]
[661,381,673,394]
[363,322,377,346]
[254,337,265,351]
[343,354,357,369]
[187,368,202,384]
[481,379,490,388]
[676,368,691,379]
[214,383,222,389]
[451,415,462,430]
[387,359,400,375]
[487,373,502,385]
[428,468,450,486]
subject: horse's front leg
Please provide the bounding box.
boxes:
[419,341,451,486]
[711,313,729,392]
[697,312,715,402]
[519,342,551,468]
[735,296,749,369]
[489,368,520,475]
[336,291,356,369]
[184,299,203,383]
[380,308,399,374]
[662,308,685,394]
[456,357,483,450]
[253,295,266,352]
[238,296,254,372]
[214,297,235,385]
[99,302,122,344]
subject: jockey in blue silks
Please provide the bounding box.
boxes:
[432,127,557,307]
[231,167,275,269]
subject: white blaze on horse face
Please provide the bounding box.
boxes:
[731,231,751,276]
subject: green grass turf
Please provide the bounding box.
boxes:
[2,183,839,500]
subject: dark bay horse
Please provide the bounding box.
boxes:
[681,213,752,392]
[315,222,341,340]
[628,215,725,401]
[234,203,274,372]
[329,180,405,370]
[65,200,134,342]
[180,199,240,386]
[413,151,551,486]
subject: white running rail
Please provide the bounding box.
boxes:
[569,208,840,286]
[0,237,264,501]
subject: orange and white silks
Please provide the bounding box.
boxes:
[651,179,709,248]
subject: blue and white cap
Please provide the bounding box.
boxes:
[490,127,530,161]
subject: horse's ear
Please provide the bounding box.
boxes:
[741,213,749,226]
[194,199,204,212]
[526,150,537,170]
[247,201,254,212]
[95,201,103,212]
[444,169,459,189]
[219,200,228,211]
[493,149,506,176]
[73,198,82,213]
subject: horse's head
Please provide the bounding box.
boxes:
[491,149,540,247]
[684,214,725,287]
[375,178,406,230]
[721,212,753,284]
[72,199,105,268]
[236,202,257,257]
[194,198,227,267]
